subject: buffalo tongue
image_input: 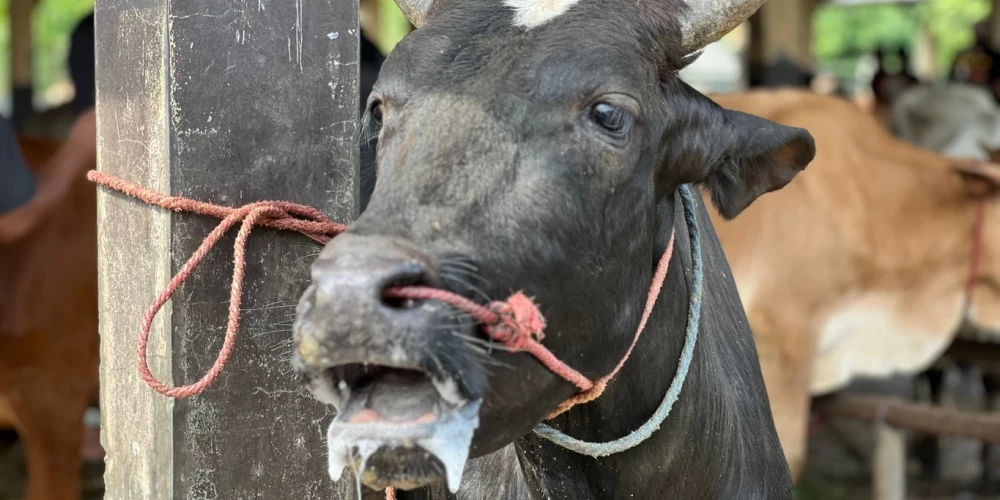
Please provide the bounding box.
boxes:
[368,370,441,421]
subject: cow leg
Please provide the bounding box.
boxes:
[7,388,86,500]
[750,315,815,481]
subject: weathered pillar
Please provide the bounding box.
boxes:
[9,0,33,129]
[748,0,817,87]
[95,0,361,498]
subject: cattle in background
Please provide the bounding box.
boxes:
[865,45,1000,162]
[707,89,1000,479]
[890,83,1000,161]
[0,136,98,500]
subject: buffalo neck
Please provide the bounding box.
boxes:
[504,191,793,500]
[402,192,792,500]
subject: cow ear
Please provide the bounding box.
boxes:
[952,161,1000,197]
[393,0,434,28]
[699,108,816,220]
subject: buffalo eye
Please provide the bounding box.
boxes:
[588,102,633,138]
[369,100,384,126]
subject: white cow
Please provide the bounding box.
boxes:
[891,83,1000,160]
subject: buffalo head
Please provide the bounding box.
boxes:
[292,0,814,492]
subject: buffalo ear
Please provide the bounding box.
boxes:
[701,109,816,219]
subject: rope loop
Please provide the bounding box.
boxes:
[485,293,546,349]
[89,171,346,398]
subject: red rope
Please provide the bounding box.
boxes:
[965,199,987,306]
[386,287,596,393]
[546,229,674,419]
[89,170,678,496]
[89,171,347,397]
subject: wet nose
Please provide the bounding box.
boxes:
[294,234,440,368]
[294,233,488,406]
[311,234,436,312]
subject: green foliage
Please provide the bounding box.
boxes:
[813,4,919,59]
[375,0,411,54]
[0,0,8,95]
[917,0,991,73]
[0,0,92,104]
[32,0,94,100]
[812,0,991,79]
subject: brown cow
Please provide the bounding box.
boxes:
[705,89,1000,479]
[0,135,98,500]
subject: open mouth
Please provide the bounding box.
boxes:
[320,363,481,493]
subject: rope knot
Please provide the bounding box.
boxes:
[484,292,546,349]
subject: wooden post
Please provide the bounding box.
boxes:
[95,1,361,498]
[873,424,906,500]
[747,0,817,87]
[759,0,813,70]
[9,0,34,129]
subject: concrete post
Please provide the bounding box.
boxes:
[95,0,362,497]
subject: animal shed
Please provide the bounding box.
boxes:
[74,0,1000,499]
[95,0,363,497]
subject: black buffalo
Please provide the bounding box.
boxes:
[292,0,815,498]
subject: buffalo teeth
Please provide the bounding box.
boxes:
[310,376,344,408]
[431,376,466,407]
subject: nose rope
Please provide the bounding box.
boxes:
[88,170,703,494]
[383,287,599,394]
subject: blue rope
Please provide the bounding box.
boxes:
[532,184,704,457]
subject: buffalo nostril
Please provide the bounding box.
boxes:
[382,293,420,310]
[380,265,434,310]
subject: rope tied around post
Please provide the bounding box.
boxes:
[90,171,347,398]
[92,171,573,398]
